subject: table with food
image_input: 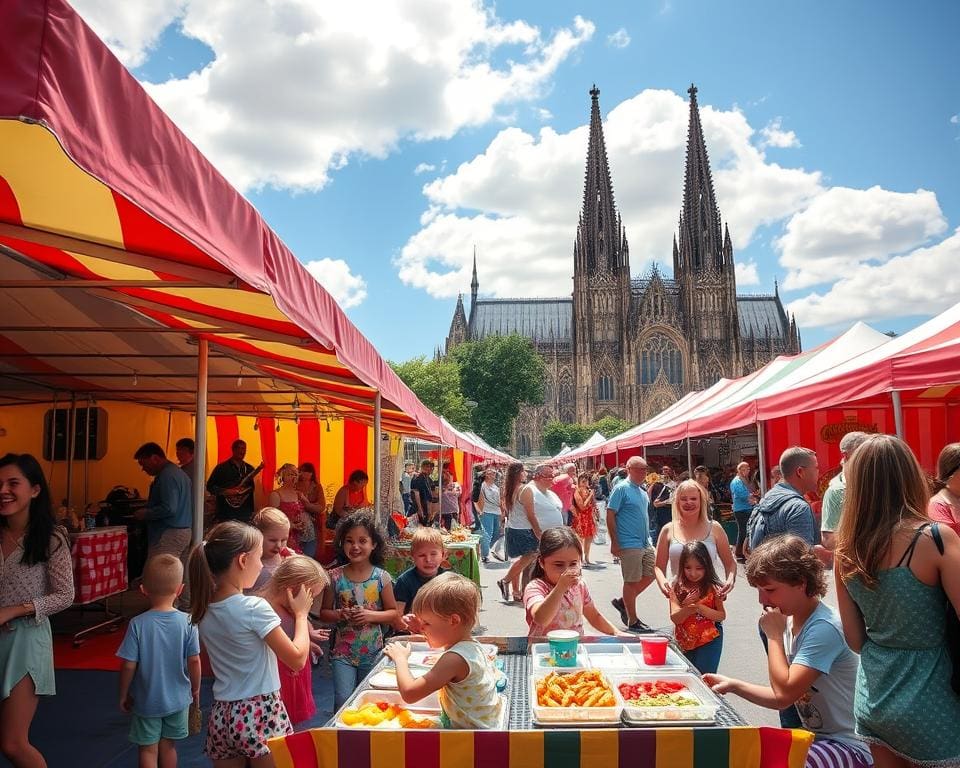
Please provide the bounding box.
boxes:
[383,527,482,587]
[267,634,813,768]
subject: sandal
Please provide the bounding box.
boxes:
[497,579,510,601]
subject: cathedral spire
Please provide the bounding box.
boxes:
[677,83,724,274]
[470,247,479,315]
[574,85,627,276]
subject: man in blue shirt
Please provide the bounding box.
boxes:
[134,443,193,605]
[606,455,655,633]
[729,461,757,562]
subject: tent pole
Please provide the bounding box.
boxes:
[757,421,767,495]
[615,448,620,467]
[48,391,59,498]
[83,396,92,507]
[65,392,76,510]
[891,390,904,439]
[373,391,382,522]
[686,438,693,476]
[193,339,209,546]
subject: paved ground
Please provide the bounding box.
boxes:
[472,533,839,729]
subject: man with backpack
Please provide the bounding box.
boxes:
[747,446,819,553]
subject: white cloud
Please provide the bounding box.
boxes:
[97,1,596,192]
[303,258,368,308]
[397,88,822,298]
[607,28,630,48]
[759,117,800,148]
[951,114,959,124]
[776,186,947,290]
[788,227,960,327]
[735,260,760,286]
[536,107,554,121]
[414,163,437,175]
[72,0,187,66]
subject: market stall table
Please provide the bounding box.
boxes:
[67,525,128,645]
[268,636,813,768]
[384,534,481,587]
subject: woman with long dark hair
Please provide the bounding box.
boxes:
[0,453,75,767]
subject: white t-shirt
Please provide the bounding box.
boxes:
[199,593,282,702]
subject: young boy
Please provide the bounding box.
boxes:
[392,527,449,633]
[703,536,872,768]
[117,554,201,768]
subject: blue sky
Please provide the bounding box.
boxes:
[76,0,960,361]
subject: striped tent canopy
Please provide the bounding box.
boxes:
[0,0,508,462]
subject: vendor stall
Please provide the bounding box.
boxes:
[267,636,812,768]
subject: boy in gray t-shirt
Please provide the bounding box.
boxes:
[704,536,872,767]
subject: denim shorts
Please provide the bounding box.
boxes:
[505,527,538,559]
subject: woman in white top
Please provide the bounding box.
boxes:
[654,479,736,599]
[498,464,563,602]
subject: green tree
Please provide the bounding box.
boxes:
[452,334,545,447]
[592,415,632,438]
[541,420,591,456]
[390,356,471,430]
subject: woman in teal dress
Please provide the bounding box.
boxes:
[835,435,960,767]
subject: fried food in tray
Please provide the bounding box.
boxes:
[535,669,616,708]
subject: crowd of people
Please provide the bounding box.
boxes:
[3,432,960,767]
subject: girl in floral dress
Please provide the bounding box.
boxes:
[669,541,726,674]
[319,511,398,709]
[571,473,598,565]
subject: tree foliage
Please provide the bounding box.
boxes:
[390,356,472,430]
[451,334,545,448]
[541,415,633,456]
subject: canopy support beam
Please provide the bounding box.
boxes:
[891,390,904,438]
[65,392,76,509]
[686,438,693,476]
[757,421,768,495]
[193,339,209,547]
[373,391,382,521]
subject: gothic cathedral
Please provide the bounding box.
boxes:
[445,85,800,455]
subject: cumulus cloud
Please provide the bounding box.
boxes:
[607,28,631,48]
[303,258,367,308]
[759,117,800,148]
[414,163,437,175]
[398,88,822,298]
[776,186,947,290]
[72,0,187,66]
[951,114,959,124]
[100,1,596,192]
[735,260,760,286]
[788,227,960,328]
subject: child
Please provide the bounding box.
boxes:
[189,521,315,766]
[668,541,726,674]
[262,556,330,724]
[117,554,200,768]
[704,535,872,768]
[523,527,623,637]
[249,507,295,593]
[392,527,449,633]
[384,573,503,729]
[318,511,398,709]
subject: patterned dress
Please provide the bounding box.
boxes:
[673,586,721,652]
[845,526,960,765]
[328,565,385,666]
[571,489,597,538]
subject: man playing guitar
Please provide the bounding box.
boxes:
[205,439,263,523]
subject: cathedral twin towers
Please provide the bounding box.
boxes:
[445,85,800,456]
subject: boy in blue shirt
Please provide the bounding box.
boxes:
[392,527,449,633]
[118,554,201,768]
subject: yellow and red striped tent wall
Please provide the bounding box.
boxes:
[269,726,813,768]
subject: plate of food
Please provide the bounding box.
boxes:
[337,691,441,729]
[612,673,720,723]
[530,668,621,724]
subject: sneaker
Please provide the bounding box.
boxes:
[481,556,489,564]
[626,620,654,634]
[497,579,510,601]
[611,598,627,627]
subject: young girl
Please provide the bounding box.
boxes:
[189,521,314,766]
[571,473,598,565]
[262,556,330,724]
[319,511,398,709]
[523,527,622,637]
[268,464,314,556]
[249,506,295,593]
[384,573,503,729]
[669,541,726,674]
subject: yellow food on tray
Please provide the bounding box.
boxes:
[340,701,435,728]
[535,669,615,708]
[443,529,470,542]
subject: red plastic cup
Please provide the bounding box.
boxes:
[640,635,669,665]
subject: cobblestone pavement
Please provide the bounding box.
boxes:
[473,533,840,729]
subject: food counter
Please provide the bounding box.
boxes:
[268,636,813,768]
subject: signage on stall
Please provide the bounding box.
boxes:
[819,418,878,444]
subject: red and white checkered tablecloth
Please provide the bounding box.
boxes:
[70,526,128,605]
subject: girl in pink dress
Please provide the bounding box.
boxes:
[269,463,312,554]
[262,556,329,724]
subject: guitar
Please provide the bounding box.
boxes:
[223,462,265,508]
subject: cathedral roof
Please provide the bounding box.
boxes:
[470,298,572,342]
[737,295,789,339]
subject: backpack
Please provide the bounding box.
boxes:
[929,523,960,696]
[471,477,483,504]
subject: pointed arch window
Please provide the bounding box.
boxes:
[597,375,614,402]
[637,333,683,387]
[557,372,575,423]
[518,434,532,456]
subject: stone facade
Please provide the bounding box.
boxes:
[445,85,800,456]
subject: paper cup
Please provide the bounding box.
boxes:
[640,635,669,665]
[547,629,580,667]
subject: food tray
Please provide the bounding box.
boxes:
[405,642,498,663]
[336,690,442,729]
[580,643,641,672]
[368,663,430,689]
[529,642,591,670]
[611,672,721,723]
[624,640,688,669]
[529,668,621,724]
